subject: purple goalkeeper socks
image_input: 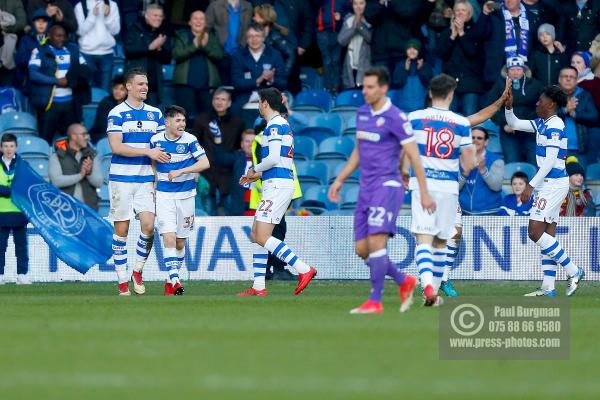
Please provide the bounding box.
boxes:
[387,263,406,285]
[367,255,389,302]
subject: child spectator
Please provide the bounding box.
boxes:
[497,171,533,216]
[337,0,372,89]
[528,23,567,86]
[14,8,50,92]
[560,157,596,217]
[392,39,432,112]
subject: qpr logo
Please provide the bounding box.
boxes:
[176,144,186,153]
[147,112,154,121]
[28,184,85,237]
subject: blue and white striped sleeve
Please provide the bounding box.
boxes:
[543,128,563,148]
[190,140,206,160]
[156,112,166,134]
[265,124,282,142]
[459,123,472,147]
[107,110,123,135]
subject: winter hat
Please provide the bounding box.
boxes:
[566,156,585,178]
[537,23,556,41]
[405,38,422,52]
[574,51,593,68]
[31,8,50,22]
[506,56,525,69]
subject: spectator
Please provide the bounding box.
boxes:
[193,87,244,215]
[572,51,600,111]
[557,66,598,166]
[230,22,285,112]
[206,0,253,85]
[49,123,102,210]
[0,133,30,285]
[28,23,88,143]
[253,3,296,79]
[436,0,483,116]
[590,33,600,77]
[124,4,172,106]
[522,0,561,37]
[487,56,543,164]
[425,0,453,75]
[316,0,349,92]
[392,39,432,112]
[74,0,121,92]
[528,23,567,86]
[0,0,26,85]
[337,0,372,90]
[459,126,505,215]
[89,74,126,143]
[560,156,596,217]
[212,128,256,216]
[172,10,224,118]
[497,171,533,216]
[281,91,308,134]
[27,0,77,35]
[14,8,50,92]
[559,0,600,53]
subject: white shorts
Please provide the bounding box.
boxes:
[455,204,463,227]
[411,190,458,240]
[156,195,195,238]
[529,177,569,224]
[109,181,155,222]
[254,179,293,224]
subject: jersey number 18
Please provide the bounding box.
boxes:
[424,127,455,159]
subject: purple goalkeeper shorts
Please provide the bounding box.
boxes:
[354,178,405,242]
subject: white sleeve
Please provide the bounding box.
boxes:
[254,132,282,173]
[505,108,536,132]
[529,146,558,188]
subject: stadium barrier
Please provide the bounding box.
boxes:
[2,216,600,282]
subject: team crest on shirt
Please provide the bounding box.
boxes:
[125,113,132,119]
[552,131,560,140]
[194,142,201,151]
[270,127,278,135]
[176,144,186,153]
[147,112,154,121]
[376,117,385,127]
[108,118,115,129]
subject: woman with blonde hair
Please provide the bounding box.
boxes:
[252,3,295,78]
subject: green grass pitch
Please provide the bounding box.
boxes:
[0,280,599,400]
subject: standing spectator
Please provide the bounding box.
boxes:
[528,23,567,86]
[124,4,172,106]
[206,0,253,85]
[230,22,285,112]
[557,66,598,165]
[0,0,26,85]
[487,56,543,164]
[392,39,432,112]
[316,0,349,92]
[572,51,600,111]
[253,3,296,79]
[337,0,372,89]
[74,0,120,92]
[89,74,126,143]
[14,8,50,92]
[425,0,453,75]
[560,156,596,217]
[522,0,561,37]
[436,0,483,116]
[193,87,244,215]
[172,9,224,118]
[49,123,102,210]
[28,23,88,143]
[559,0,600,53]
[459,126,505,215]
[27,0,77,35]
[497,171,533,216]
[0,134,30,285]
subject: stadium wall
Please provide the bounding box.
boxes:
[3,217,600,282]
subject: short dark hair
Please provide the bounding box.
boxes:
[559,66,579,77]
[364,67,390,86]
[164,105,186,119]
[248,21,265,33]
[511,171,529,183]
[258,87,283,111]
[49,22,66,34]
[1,133,17,145]
[542,85,568,108]
[213,86,231,100]
[472,127,489,140]
[112,74,125,87]
[125,67,147,83]
[429,74,457,99]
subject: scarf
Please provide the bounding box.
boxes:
[503,3,529,61]
[565,185,589,216]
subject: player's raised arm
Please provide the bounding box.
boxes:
[467,79,511,127]
[328,145,359,203]
[402,141,436,214]
[504,85,536,133]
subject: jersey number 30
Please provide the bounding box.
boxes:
[424,127,455,159]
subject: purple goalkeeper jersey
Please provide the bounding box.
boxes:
[356,98,415,184]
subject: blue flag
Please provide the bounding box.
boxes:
[11,160,113,274]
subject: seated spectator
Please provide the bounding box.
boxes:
[74,0,120,92]
[49,123,102,211]
[392,39,432,112]
[559,0,600,53]
[436,0,483,116]
[0,0,26,86]
[212,128,256,216]
[528,23,567,86]
[89,74,126,143]
[459,126,505,215]
[487,56,543,164]
[253,3,296,80]
[316,0,349,92]
[337,0,372,90]
[28,23,89,143]
[230,22,285,113]
[560,157,596,217]
[14,8,50,92]
[497,171,533,216]
[124,4,171,106]
[281,91,308,134]
[172,10,224,119]
[557,66,598,166]
[27,0,77,35]
[193,87,244,215]
[572,51,600,112]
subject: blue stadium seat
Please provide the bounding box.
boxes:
[295,160,328,185]
[100,157,111,183]
[321,209,354,216]
[503,162,537,180]
[294,89,332,112]
[595,192,600,206]
[96,137,112,158]
[0,111,37,135]
[316,137,354,159]
[91,87,109,104]
[113,42,125,61]
[24,156,49,178]
[162,62,175,81]
[311,113,343,135]
[299,67,323,89]
[297,126,336,145]
[317,159,345,179]
[83,104,97,130]
[586,163,600,180]
[301,185,339,213]
[98,200,110,217]
[488,135,502,154]
[335,90,364,108]
[294,136,317,160]
[330,162,360,184]
[341,184,360,209]
[330,109,356,132]
[19,136,50,157]
[112,62,124,78]
[388,90,402,108]
[299,180,321,199]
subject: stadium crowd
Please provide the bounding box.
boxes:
[0,0,600,219]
